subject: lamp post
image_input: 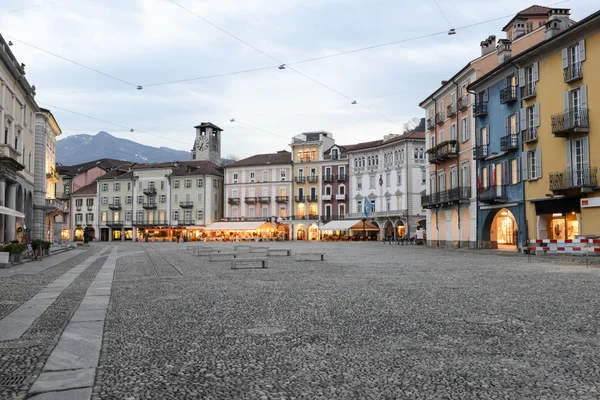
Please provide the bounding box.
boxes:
[362,217,366,239]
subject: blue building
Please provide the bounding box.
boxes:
[469,43,533,250]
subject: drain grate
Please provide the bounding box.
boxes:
[0,375,28,387]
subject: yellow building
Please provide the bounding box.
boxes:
[516,9,600,240]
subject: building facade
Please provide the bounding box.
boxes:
[70,182,99,242]
[32,109,64,242]
[289,131,335,240]
[347,129,427,239]
[0,34,40,242]
[320,144,350,222]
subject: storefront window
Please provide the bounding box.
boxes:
[551,213,579,240]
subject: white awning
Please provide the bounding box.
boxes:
[205,221,274,231]
[0,206,25,218]
[320,220,362,231]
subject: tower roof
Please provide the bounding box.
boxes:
[194,122,223,130]
[502,5,553,31]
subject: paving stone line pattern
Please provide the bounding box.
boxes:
[0,248,111,341]
[28,248,142,399]
[0,249,86,278]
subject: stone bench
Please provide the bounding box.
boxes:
[209,252,238,262]
[249,247,269,253]
[267,248,292,256]
[234,245,251,252]
[196,248,218,256]
[295,253,325,261]
[231,257,269,269]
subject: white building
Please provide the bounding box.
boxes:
[347,126,427,239]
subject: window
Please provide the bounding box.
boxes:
[139,182,143,190]
[197,192,203,202]
[114,183,120,191]
[263,171,268,182]
[505,112,519,136]
[460,163,469,188]
[522,149,542,180]
[173,210,179,220]
[197,209,204,220]
[331,148,339,160]
[421,168,426,185]
[126,196,132,204]
[174,194,179,203]
[75,199,83,207]
[397,171,402,186]
[76,213,83,223]
[249,172,255,182]
[84,212,92,223]
[137,196,143,204]
[481,166,488,189]
[137,211,143,222]
[450,124,457,142]
[279,206,286,217]
[566,137,590,187]
[101,212,107,222]
[450,167,458,189]
[160,195,166,203]
[249,206,255,218]
[213,179,217,188]
[113,211,120,222]
[125,211,132,221]
[262,206,269,217]
[197,178,203,188]
[460,117,469,142]
[86,199,94,207]
[438,130,444,143]
[173,180,180,189]
[339,185,345,195]
[101,183,108,192]
[511,158,520,184]
[113,196,120,205]
[101,197,108,205]
[525,21,533,33]
[369,176,376,189]
[480,126,489,145]
[185,179,191,188]
[325,186,332,196]
[233,172,238,182]
[357,178,362,191]
[385,173,390,187]
[280,170,286,181]
[160,181,165,190]
[214,193,217,203]
[127,182,131,191]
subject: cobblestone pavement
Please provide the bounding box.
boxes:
[85,242,600,400]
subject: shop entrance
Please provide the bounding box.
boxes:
[491,208,518,250]
[549,212,579,240]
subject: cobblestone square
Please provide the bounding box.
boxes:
[1,243,599,399]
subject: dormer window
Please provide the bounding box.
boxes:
[331,148,339,160]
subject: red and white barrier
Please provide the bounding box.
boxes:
[526,240,600,255]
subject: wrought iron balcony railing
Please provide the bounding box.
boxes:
[228,197,240,204]
[563,62,583,83]
[307,176,318,183]
[435,111,445,125]
[478,185,508,204]
[323,175,333,182]
[457,95,468,111]
[427,141,458,165]
[143,187,157,195]
[258,196,271,203]
[522,127,538,143]
[275,196,289,203]
[336,174,347,181]
[108,203,121,210]
[179,201,194,208]
[473,145,489,160]
[500,86,517,103]
[549,168,598,192]
[244,197,257,204]
[142,203,157,209]
[551,108,589,137]
[294,195,305,202]
[426,118,435,130]
[500,134,519,151]
[295,176,305,183]
[473,101,488,117]
[521,84,536,99]
[446,103,457,118]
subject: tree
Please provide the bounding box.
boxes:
[402,117,422,133]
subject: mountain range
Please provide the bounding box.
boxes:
[56,131,192,165]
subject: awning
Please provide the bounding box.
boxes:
[0,206,25,218]
[320,220,362,231]
[205,221,275,231]
[531,196,581,215]
[350,220,380,231]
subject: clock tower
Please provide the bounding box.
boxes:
[191,122,222,164]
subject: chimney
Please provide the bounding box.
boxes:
[497,39,512,64]
[512,19,526,39]
[545,8,571,39]
[383,134,399,141]
[480,35,497,56]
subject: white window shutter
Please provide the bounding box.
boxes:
[522,152,529,181]
[535,148,542,179]
[504,116,509,136]
[566,140,572,185]
[533,62,539,82]
[465,117,469,140]
[516,157,521,183]
[515,111,520,133]
[484,88,489,102]
[562,48,568,68]
[563,91,570,112]
[520,108,527,131]
[582,136,590,180]
[580,85,588,110]
[518,68,525,87]
[534,103,541,127]
[579,39,586,61]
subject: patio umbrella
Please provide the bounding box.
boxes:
[0,206,25,218]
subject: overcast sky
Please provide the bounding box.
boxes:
[1,0,596,159]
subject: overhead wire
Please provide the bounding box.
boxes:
[0,0,64,14]
[432,0,469,50]
[166,0,403,128]
[231,120,289,141]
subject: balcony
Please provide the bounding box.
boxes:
[244,197,257,204]
[295,176,305,183]
[177,219,195,226]
[426,118,435,131]
[522,127,538,144]
[500,134,519,151]
[521,84,536,100]
[292,214,319,220]
[306,195,318,202]
[321,214,346,222]
[478,185,508,204]
[457,95,468,111]
[549,168,599,193]
[295,195,305,202]
[447,186,471,202]
[307,176,318,183]
[551,108,589,137]
[473,145,489,160]
[143,187,157,196]
[179,201,194,208]
[500,86,517,103]
[435,111,445,125]
[298,156,313,163]
[336,174,347,181]
[423,187,471,209]
[258,196,271,203]
[46,167,60,182]
[447,103,457,118]
[335,194,347,201]
[228,197,240,205]
[323,175,333,182]
[45,198,65,211]
[105,220,124,227]
[275,196,289,203]
[427,141,458,165]
[108,203,122,210]
[322,195,332,201]
[473,101,488,117]
[135,219,159,226]
[142,202,157,209]
[564,62,583,83]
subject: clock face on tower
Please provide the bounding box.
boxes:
[196,136,208,151]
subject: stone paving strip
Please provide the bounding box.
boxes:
[0,249,86,278]
[0,248,111,342]
[28,248,142,400]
